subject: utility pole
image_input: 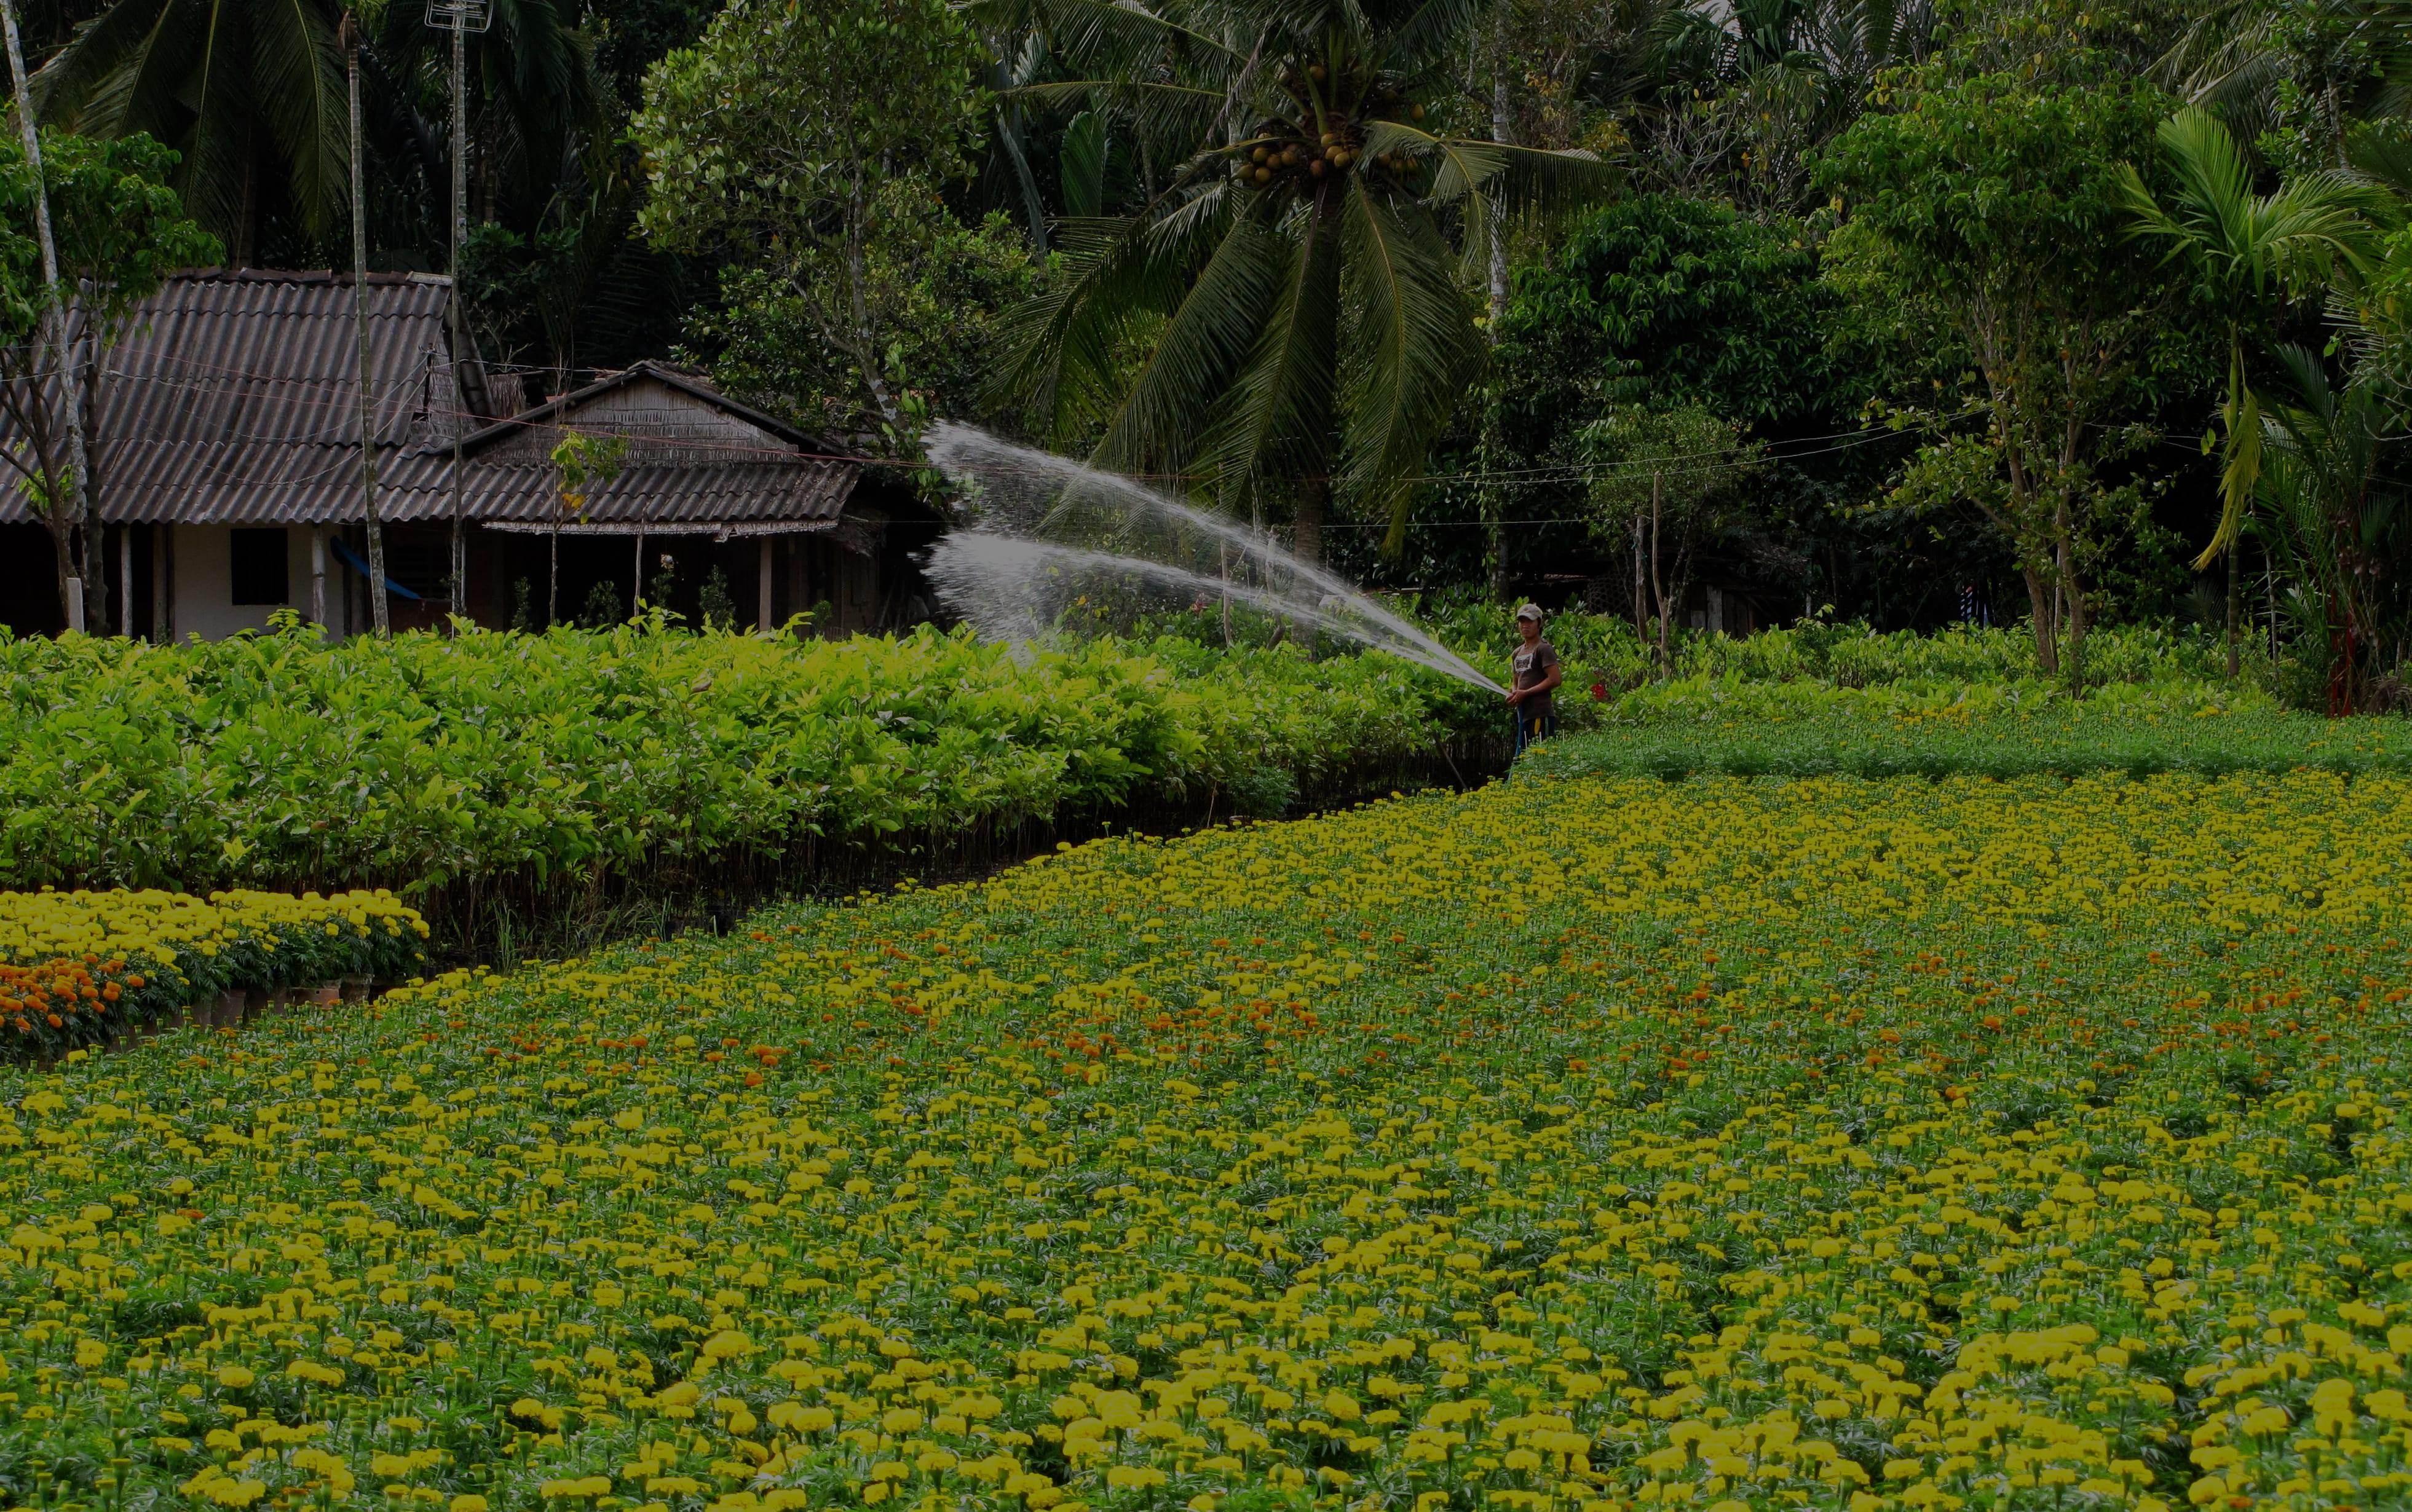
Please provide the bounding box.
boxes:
[343,12,387,633]
[427,0,488,623]
[1,0,92,633]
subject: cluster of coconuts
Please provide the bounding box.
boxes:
[1230,61,1428,189]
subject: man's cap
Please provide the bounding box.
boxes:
[1515,603,1544,621]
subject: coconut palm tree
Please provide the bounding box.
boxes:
[983,0,1617,562]
[31,0,347,257]
[2118,104,2383,669]
[365,0,598,233]
[32,0,596,263]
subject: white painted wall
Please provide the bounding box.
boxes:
[167,524,291,640]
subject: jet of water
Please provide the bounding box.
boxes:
[921,423,1506,695]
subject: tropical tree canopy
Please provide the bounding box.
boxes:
[31,0,344,255]
[634,0,995,446]
[983,0,1618,559]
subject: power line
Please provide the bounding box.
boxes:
[2,343,1920,492]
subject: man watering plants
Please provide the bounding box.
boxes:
[1507,604,1561,754]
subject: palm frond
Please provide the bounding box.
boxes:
[1005,79,1229,157]
[2148,105,2257,257]
[989,103,1052,255]
[1092,204,1286,476]
[247,0,347,237]
[2141,106,2385,296]
[1366,122,1615,277]
[30,0,181,132]
[1009,0,1243,87]
[1335,179,1481,553]
[1369,122,1618,218]
[986,189,1239,444]
[178,0,252,242]
[2151,0,2283,129]
[2200,373,2263,570]
[2347,129,2412,205]
[1382,0,1482,73]
[1194,197,1343,497]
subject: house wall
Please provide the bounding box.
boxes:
[167,524,291,640]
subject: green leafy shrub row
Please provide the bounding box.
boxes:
[0,624,1444,908]
[1525,675,2410,779]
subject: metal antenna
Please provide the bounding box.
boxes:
[427,0,488,621]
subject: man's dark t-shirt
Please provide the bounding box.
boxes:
[1512,637,1558,721]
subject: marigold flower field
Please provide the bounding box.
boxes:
[0,890,428,1056]
[0,769,2405,1512]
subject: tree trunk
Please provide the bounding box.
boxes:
[2224,542,2240,682]
[1649,471,1669,679]
[2060,543,2087,691]
[844,162,899,432]
[1294,473,1325,572]
[74,342,104,628]
[1470,25,1513,600]
[1219,540,1232,648]
[46,510,74,631]
[1293,474,1325,654]
[1631,516,1645,639]
[2023,566,2058,676]
[232,144,256,269]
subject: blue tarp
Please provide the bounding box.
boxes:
[331,538,424,600]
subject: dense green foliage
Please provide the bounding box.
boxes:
[632,0,998,445]
[983,0,1616,557]
[1528,688,2410,781]
[21,0,2412,704]
[32,0,344,250]
[0,623,1445,908]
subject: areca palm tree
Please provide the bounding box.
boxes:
[2153,0,2412,154]
[983,0,1616,562]
[2253,346,2410,712]
[2118,104,2382,668]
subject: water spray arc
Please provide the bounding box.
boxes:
[921,424,1505,695]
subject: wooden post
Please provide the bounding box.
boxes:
[154,524,171,640]
[311,529,328,629]
[757,535,773,631]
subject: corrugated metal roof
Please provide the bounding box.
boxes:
[0,270,863,528]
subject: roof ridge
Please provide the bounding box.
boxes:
[167,267,453,288]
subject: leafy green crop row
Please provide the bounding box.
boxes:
[1524,677,2411,781]
[1401,606,2261,700]
[0,625,1444,934]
